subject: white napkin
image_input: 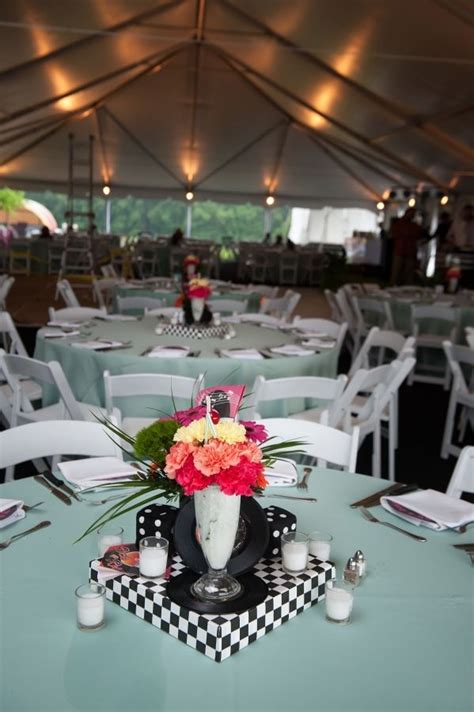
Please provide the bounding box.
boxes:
[301,338,335,349]
[47,321,82,329]
[264,460,298,487]
[381,489,474,530]
[147,346,190,358]
[270,344,315,357]
[0,498,25,529]
[101,314,138,321]
[42,329,81,338]
[220,348,264,360]
[71,340,124,350]
[58,457,137,491]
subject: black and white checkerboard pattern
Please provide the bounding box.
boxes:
[89,554,335,662]
[162,323,230,339]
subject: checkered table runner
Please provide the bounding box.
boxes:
[162,323,230,339]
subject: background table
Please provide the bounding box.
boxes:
[114,286,262,313]
[1,468,472,712]
[34,320,339,417]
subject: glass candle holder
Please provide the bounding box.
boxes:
[308,531,333,561]
[325,579,354,625]
[75,583,106,631]
[281,531,309,576]
[139,537,168,579]
[97,524,124,557]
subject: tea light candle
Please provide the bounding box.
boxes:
[308,531,333,561]
[281,532,309,575]
[139,537,168,579]
[213,312,221,326]
[75,583,106,630]
[97,525,124,557]
[325,579,354,624]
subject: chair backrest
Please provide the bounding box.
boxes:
[144,306,180,318]
[248,285,278,298]
[355,297,393,330]
[443,341,474,396]
[116,296,165,314]
[411,305,456,336]
[259,418,360,472]
[283,290,301,320]
[0,311,28,356]
[92,278,123,310]
[0,353,84,423]
[0,420,122,468]
[324,289,343,322]
[349,327,415,376]
[332,362,400,428]
[104,371,204,416]
[0,276,15,307]
[446,446,474,498]
[208,298,248,314]
[56,279,80,307]
[249,374,347,420]
[335,288,357,330]
[49,306,107,322]
[292,317,348,352]
[101,263,119,278]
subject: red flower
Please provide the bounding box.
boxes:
[215,457,264,496]
[175,455,215,496]
[240,421,268,443]
[173,405,207,426]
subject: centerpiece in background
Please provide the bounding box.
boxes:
[183,277,213,325]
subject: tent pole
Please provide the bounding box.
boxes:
[105,198,112,234]
[186,202,193,237]
[263,208,272,237]
[0,116,72,167]
[95,108,110,185]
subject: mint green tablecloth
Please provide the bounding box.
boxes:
[1,468,472,712]
[34,320,339,418]
[114,286,261,313]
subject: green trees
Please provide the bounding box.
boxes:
[0,187,24,223]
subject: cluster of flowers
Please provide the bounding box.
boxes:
[186,277,212,299]
[165,406,268,497]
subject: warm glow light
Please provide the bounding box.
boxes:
[440,195,449,205]
[186,191,194,201]
[383,189,390,200]
[266,195,275,206]
[376,201,385,210]
[102,185,111,196]
[408,197,416,208]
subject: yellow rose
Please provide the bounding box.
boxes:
[173,418,207,443]
[215,420,246,444]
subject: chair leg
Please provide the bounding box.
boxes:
[388,407,396,482]
[5,465,14,482]
[372,422,382,478]
[441,390,457,459]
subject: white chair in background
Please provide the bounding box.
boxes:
[0,276,14,309]
[324,289,344,323]
[104,371,204,438]
[292,317,348,353]
[0,420,122,480]
[248,374,347,424]
[349,327,415,377]
[260,291,301,322]
[353,297,394,354]
[334,288,358,356]
[116,296,165,315]
[259,418,360,472]
[466,327,474,350]
[446,446,474,498]
[0,314,42,404]
[208,299,248,314]
[441,342,474,459]
[282,290,301,321]
[92,278,124,311]
[247,285,278,298]
[408,305,457,388]
[101,263,119,279]
[48,306,107,323]
[56,279,80,307]
[238,313,283,327]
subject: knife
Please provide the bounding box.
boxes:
[41,470,80,501]
[349,483,418,509]
[257,493,317,503]
[34,475,72,506]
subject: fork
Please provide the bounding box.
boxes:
[23,501,44,513]
[297,467,313,490]
[0,520,51,550]
[360,507,427,542]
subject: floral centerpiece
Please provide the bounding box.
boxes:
[80,385,305,602]
[184,277,212,324]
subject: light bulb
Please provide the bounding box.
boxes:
[102,185,111,196]
[408,197,416,208]
[266,195,275,206]
[185,191,194,201]
[376,201,385,210]
[440,195,449,205]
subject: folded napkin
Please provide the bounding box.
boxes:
[220,348,264,360]
[381,489,474,530]
[71,340,124,350]
[42,329,81,338]
[147,345,190,358]
[47,320,82,329]
[0,498,25,529]
[270,344,315,357]
[58,457,137,491]
[301,338,335,349]
[101,314,138,321]
[264,460,297,487]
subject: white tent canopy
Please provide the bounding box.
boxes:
[0,0,473,207]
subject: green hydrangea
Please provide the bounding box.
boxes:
[134,419,179,467]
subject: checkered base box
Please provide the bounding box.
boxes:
[89,555,335,662]
[162,323,230,339]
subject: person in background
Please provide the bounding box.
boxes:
[263,232,271,245]
[433,211,452,247]
[274,234,283,247]
[39,225,51,239]
[448,204,474,249]
[389,208,423,285]
[170,227,184,247]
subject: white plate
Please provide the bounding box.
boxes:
[220,348,264,360]
[58,457,137,490]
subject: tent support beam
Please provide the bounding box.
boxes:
[0,114,63,148]
[269,121,290,194]
[103,107,185,187]
[0,0,186,81]
[187,0,208,185]
[195,119,286,187]
[0,116,73,167]
[218,0,474,166]
[208,42,449,189]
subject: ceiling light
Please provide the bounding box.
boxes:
[440,195,449,205]
[265,195,275,206]
[408,197,416,208]
[186,191,194,201]
[382,190,390,200]
[102,185,111,196]
[376,201,385,211]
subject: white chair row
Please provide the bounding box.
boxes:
[441,342,474,459]
[0,276,14,309]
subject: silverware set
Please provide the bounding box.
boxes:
[0,520,51,550]
[359,506,427,542]
[297,466,313,491]
[257,492,317,503]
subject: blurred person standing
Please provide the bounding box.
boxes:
[389,208,423,285]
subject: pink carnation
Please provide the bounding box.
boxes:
[175,455,214,495]
[216,457,264,496]
[173,405,207,426]
[241,421,268,443]
[165,442,196,479]
[193,439,241,477]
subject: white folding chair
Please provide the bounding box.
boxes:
[260,293,300,322]
[334,288,357,356]
[145,306,180,318]
[208,299,248,314]
[349,327,415,377]
[353,297,394,354]
[116,296,165,315]
[92,278,124,311]
[324,289,344,323]
[466,327,474,351]
[48,306,107,323]
[0,313,42,404]
[259,418,360,472]
[292,317,348,353]
[248,374,347,424]
[408,305,457,388]
[282,290,301,321]
[441,342,474,459]
[56,279,80,307]
[247,285,278,298]
[0,420,122,475]
[104,371,204,438]
[446,447,474,498]
[238,313,284,327]
[0,276,14,309]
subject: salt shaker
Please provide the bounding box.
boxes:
[344,557,360,586]
[354,549,366,577]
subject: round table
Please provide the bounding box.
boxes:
[113,286,262,313]
[34,319,340,418]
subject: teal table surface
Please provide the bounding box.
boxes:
[1,468,472,712]
[114,286,261,313]
[34,320,339,418]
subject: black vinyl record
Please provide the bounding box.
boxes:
[173,496,269,575]
[167,570,268,614]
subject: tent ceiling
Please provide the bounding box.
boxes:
[0,0,473,207]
